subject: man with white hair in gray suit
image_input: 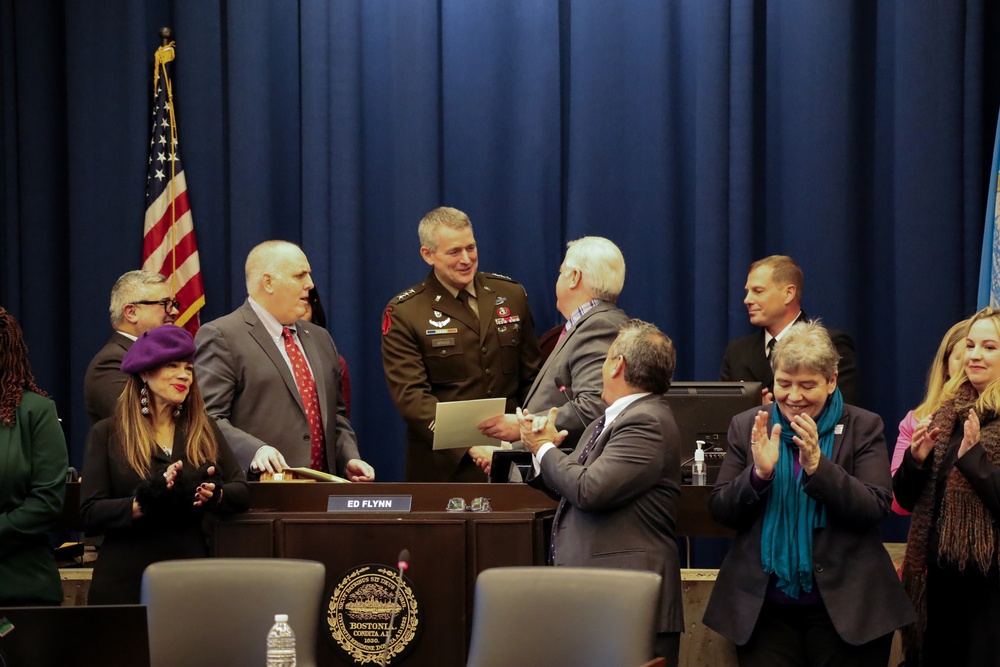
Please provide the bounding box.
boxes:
[476,236,628,468]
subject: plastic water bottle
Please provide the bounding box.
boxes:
[692,440,707,486]
[266,614,296,667]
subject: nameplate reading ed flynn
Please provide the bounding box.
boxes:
[327,495,413,513]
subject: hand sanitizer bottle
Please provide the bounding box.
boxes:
[692,440,707,486]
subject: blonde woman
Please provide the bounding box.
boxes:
[895,307,1000,665]
[890,318,968,514]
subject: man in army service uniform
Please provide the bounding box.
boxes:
[382,207,541,482]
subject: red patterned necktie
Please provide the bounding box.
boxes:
[282,327,327,471]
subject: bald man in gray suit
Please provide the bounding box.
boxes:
[475,237,628,467]
[195,241,375,481]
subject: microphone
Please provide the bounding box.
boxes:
[380,549,410,667]
[554,376,588,428]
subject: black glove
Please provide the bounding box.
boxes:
[187,461,224,506]
[134,466,172,518]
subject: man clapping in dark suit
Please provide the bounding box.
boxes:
[195,241,374,481]
[518,320,684,665]
[719,255,858,405]
[475,237,628,466]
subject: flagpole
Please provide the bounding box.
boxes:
[154,29,178,301]
[978,109,1000,308]
[143,27,206,334]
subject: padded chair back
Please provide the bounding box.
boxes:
[466,566,662,667]
[141,558,325,667]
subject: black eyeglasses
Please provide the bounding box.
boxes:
[132,298,180,312]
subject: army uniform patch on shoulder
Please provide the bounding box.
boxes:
[382,306,394,335]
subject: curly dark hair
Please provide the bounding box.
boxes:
[0,307,47,425]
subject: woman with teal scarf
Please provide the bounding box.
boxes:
[703,321,914,666]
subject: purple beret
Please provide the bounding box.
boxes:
[121,325,196,374]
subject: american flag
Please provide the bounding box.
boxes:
[143,39,205,334]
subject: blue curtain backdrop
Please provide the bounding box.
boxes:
[3,0,998,533]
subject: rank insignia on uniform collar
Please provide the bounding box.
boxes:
[434,295,442,302]
[495,296,507,305]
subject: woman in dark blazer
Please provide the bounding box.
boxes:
[0,308,68,605]
[895,307,1000,665]
[82,325,249,605]
[703,321,914,666]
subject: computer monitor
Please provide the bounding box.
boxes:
[489,449,534,483]
[0,604,150,667]
[666,381,762,483]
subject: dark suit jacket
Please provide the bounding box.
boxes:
[520,302,628,451]
[194,300,360,474]
[382,270,540,482]
[719,311,859,405]
[0,392,67,605]
[80,418,249,604]
[537,394,684,633]
[83,332,133,425]
[702,404,915,646]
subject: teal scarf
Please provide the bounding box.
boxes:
[760,387,843,599]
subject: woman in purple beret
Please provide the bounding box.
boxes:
[81,324,250,604]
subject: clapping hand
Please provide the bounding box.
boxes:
[193,465,219,506]
[910,416,940,464]
[750,410,780,480]
[958,409,981,459]
[164,460,184,489]
[789,413,821,475]
[516,407,567,454]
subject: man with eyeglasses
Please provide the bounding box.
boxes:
[84,270,179,425]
